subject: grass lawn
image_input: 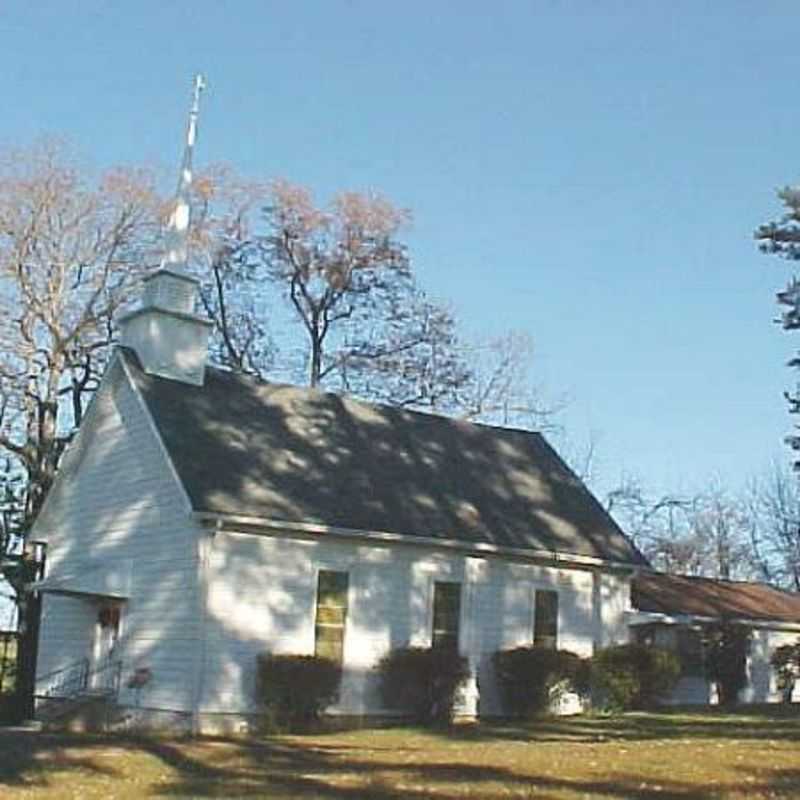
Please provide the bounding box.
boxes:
[1,709,800,799]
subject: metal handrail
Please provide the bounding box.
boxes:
[35,657,124,704]
[35,658,89,686]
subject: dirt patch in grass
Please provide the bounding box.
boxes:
[1,709,800,798]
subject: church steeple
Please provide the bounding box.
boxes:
[162,73,205,272]
[119,74,212,387]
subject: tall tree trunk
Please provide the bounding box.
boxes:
[14,546,45,721]
[309,337,322,387]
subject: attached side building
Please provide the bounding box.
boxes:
[630,571,800,705]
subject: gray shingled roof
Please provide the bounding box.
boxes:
[121,348,647,566]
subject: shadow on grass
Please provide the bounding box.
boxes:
[2,710,800,800]
[0,731,121,789]
[759,768,800,796]
[106,736,721,800]
[435,705,800,744]
[77,735,800,800]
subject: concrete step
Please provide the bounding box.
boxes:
[36,694,116,732]
[4,719,43,732]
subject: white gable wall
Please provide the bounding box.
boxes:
[33,354,203,719]
[199,528,631,722]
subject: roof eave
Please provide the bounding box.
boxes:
[193,510,643,572]
[626,609,800,632]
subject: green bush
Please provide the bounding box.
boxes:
[591,643,680,711]
[704,623,751,706]
[255,653,341,728]
[493,646,588,716]
[378,647,469,724]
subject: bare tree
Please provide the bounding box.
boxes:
[605,477,753,578]
[459,331,560,429]
[746,461,800,590]
[191,165,273,378]
[548,428,601,484]
[335,289,470,413]
[605,477,696,571]
[258,180,412,388]
[255,179,530,419]
[334,307,559,428]
[0,144,161,552]
[687,482,753,580]
[0,144,163,706]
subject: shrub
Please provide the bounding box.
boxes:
[703,622,751,706]
[591,643,680,711]
[770,641,800,702]
[492,647,588,716]
[378,647,469,724]
[0,691,25,726]
[255,653,341,728]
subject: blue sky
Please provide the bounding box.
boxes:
[2,1,799,499]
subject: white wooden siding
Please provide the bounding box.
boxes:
[36,595,97,686]
[201,529,625,717]
[594,572,631,648]
[33,355,202,713]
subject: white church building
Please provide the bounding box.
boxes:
[28,79,800,732]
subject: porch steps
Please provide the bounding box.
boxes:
[36,690,116,731]
[34,659,123,731]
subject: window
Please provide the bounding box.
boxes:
[432,581,461,651]
[636,624,704,677]
[533,589,558,649]
[314,570,349,663]
[676,628,704,677]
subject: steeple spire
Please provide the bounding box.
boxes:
[162,73,207,271]
[118,74,213,386]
